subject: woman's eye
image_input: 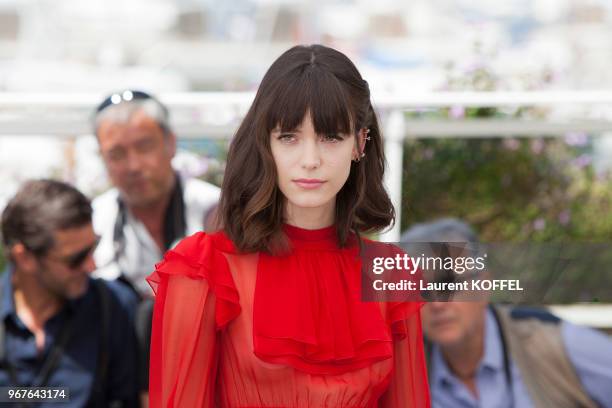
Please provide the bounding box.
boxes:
[277,133,297,142]
[322,133,344,142]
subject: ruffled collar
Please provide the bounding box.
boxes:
[155,226,419,376]
[253,224,395,375]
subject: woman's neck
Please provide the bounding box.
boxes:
[284,201,335,230]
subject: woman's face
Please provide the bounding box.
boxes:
[270,112,359,226]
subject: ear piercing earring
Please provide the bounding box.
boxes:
[354,152,366,162]
[353,128,371,162]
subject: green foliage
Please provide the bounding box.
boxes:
[402,56,612,242]
[400,56,612,302]
[401,136,612,242]
[401,54,612,303]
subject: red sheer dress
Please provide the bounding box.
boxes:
[147,224,430,407]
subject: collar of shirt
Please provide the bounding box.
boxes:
[431,307,505,388]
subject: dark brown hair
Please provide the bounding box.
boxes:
[219,44,394,253]
[1,179,92,257]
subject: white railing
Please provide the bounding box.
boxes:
[3,91,612,242]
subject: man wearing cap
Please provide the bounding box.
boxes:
[91,90,220,297]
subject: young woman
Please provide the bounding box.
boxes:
[147,44,430,407]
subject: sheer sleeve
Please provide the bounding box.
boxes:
[149,273,217,407]
[147,232,240,408]
[378,304,431,408]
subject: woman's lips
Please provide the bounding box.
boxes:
[293,179,326,189]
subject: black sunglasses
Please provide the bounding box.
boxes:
[43,236,101,270]
[95,90,161,114]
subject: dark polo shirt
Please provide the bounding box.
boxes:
[0,268,139,407]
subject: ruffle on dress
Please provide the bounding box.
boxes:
[147,224,423,376]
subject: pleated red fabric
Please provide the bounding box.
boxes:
[147,225,431,408]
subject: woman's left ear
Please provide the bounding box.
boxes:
[352,128,370,161]
[358,128,370,152]
[352,128,371,161]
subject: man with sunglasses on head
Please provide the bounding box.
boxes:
[91,90,220,297]
[90,90,220,402]
[0,179,139,407]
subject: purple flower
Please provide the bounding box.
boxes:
[503,138,520,151]
[571,154,592,169]
[564,132,588,146]
[450,106,465,119]
[533,218,546,231]
[558,210,571,225]
[530,139,544,155]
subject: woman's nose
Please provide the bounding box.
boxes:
[300,139,322,170]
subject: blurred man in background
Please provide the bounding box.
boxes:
[0,179,139,407]
[91,90,220,403]
[402,218,612,408]
[91,90,220,297]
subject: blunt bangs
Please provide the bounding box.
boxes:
[220,44,394,253]
[265,65,354,136]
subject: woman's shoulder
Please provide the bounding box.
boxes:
[170,230,235,261]
[149,231,241,328]
[172,231,208,256]
[150,230,237,285]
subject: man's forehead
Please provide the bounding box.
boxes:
[52,224,96,252]
[97,110,164,139]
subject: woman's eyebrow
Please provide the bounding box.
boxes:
[272,128,301,134]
